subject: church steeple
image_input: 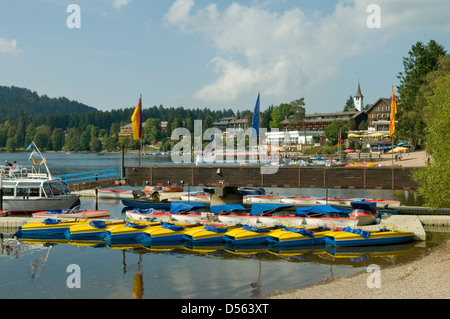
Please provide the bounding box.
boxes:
[353,82,363,111]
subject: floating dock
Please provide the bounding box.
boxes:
[2,213,450,241]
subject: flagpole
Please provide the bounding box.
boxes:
[139,94,142,167]
[390,86,394,168]
[31,141,52,179]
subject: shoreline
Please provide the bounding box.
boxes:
[266,237,450,299]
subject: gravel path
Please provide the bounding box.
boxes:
[267,237,450,299]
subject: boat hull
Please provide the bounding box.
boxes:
[324,229,414,247]
[104,221,161,244]
[121,199,171,210]
[137,223,197,245]
[244,195,400,209]
[65,220,125,240]
[126,210,170,222]
[180,193,210,203]
[15,219,88,238]
[222,226,279,245]
[182,225,238,245]
[32,209,110,219]
[98,189,134,200]
[3,195,80,213]
[266,227,333,247]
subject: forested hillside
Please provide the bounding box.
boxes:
[0,86,97,117]
[0,85,245,152]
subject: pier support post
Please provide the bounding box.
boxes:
[210,186,243,206]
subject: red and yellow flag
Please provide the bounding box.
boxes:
[389,87,397,136]
[131,97,142,140]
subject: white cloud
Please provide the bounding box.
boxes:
[0,38,23,55]
[164,0,450,103]
[103,0,133,10]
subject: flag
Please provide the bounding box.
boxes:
[26,143,33,152]
[250,93,260,140]
[338,128,342,147]
[28,151,37,160]
[39,158,46,165]
[32,157,38,165]
[131,96,143,140]
[389,87,397,136]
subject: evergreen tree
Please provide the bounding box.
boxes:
[396,40,446,149]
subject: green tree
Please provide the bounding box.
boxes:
[324,120,347,145]
[412,72,450,208]
[343,96,355,112]
[33,131,49,150]
[144,118,161,144]
[80,130,91,151]
[270,103,292,129]
[289,98,306,126]
[396,40,446,149]
[89,137,102,152]
[51,128,65,151]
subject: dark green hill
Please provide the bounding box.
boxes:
[0,85,97,119]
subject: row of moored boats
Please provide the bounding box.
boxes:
[16,201,415,248]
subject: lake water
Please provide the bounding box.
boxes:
[0,151,447,299]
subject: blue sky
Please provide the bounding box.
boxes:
[1,0,449,114]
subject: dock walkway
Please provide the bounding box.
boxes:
[2,214,450,241]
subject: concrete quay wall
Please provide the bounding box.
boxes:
[123,165,418,191]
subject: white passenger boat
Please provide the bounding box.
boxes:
[0,142,80,213]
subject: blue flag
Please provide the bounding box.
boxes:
[250,93,260,139]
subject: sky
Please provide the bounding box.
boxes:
[0,0,449,114]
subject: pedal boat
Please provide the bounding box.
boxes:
[136,222,199,245]
[103,220,161,244]
[222,225,281,245]
[125,208,170,222]
[32,205,110,219]
[168,202,208,224]
[15,218,87,239]
[266,226,334,247]
[324,226,415,247]
[293,201,378,227]
[182,224,240,245]
[65,220,125,241]
[216,203,292,226]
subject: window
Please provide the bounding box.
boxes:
[2,187,14,196]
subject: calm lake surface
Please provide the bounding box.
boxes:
[0,151,447,299]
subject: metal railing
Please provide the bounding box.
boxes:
[56,168,122,184]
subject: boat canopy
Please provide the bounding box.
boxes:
[250,203,293,216]
[210,204,247,215]
[350,201,377,213]
[170,202,207,214]
[342,226,370,238]
[295,205,349,217]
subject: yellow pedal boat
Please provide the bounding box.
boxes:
[15,218,89,239]
[266,226,334,247]
[182,224,240,245]
[222,225,281,245]
[65,220,125,241]
[103,220,162,244]
[136,222,199,245]
[324,226,415,247]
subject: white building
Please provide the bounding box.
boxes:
[265,130,322,147]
